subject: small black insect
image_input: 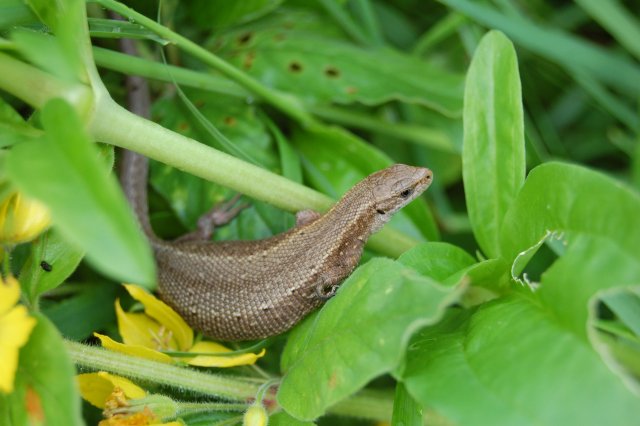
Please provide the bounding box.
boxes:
[40,261,53,272]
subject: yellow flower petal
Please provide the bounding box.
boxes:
[115,299,178,351]
[124,285,193,351]
[0,275,20,315]
[94,333,173,364]
[186,341,266,367]
[0,193,51,244]
[77,372,146,408]
[0,305,37,393]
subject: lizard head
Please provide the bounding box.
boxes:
[369,164,433,231]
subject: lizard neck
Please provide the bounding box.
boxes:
[311,181,379,244]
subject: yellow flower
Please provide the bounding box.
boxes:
[77,372,180,426]
[95,284,265,367]
[77,372,146,409]
[0,275,37,393]
[0,192,51,244]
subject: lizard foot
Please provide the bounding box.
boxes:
[314,282,340,300]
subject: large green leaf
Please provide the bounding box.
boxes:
[6,99,155,286]
[500,162,640,268]
[400,296,640,425]
[278,258,464,420]
[214,12,463,116]
[400,234,640,425]
[0,313,82,426]
[462,30,525,259]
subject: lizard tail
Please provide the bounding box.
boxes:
[116,31,160,243]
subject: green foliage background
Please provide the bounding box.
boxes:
[0,0,639,425]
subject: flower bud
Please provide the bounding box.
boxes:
[243,402,269,426]
[0,193,50,244]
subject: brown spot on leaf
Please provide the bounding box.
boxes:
[273,33,286,42]
[244,52,256,69]
[178,121,190,131]
[324,66,340,78]
[237,32,253,46]
[346,86,358,94]
[224,116,237,126]
[194,99,205,108]
[288,61,303,73]
[25,387,44,424]
[328,372,339,389]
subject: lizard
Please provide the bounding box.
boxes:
[118,42,433,342]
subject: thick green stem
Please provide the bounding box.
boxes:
[96,0,316,127]
[90,98,331,213]
[66,340,261,400]
[0,53,92,111]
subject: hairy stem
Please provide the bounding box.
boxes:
[66,340,260,400]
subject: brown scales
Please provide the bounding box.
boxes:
[124,162,433,341]
[117,42,433,340]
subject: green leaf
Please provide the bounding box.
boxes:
[42,282,119,340]
[400,295,640,425]
[539,235,640,340]
[215,16,464,116]
[500,162,640,267]
[278,258,464,420]
[24,0,89,85]
[462,30,525,259]
[400,234,640,425]
[11,29,80,84]
[397,241,475,281]
[6,99,155,286]
[190,0,283,29]
[19,228,85,305]
[0,0,37,29]
[602,290,640,337]
[391,382,422,426]
[438,0,640,97]
[0,313,82,426]
[0,97,41,148]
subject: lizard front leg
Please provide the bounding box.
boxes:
[175,194,248,242]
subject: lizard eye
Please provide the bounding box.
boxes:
[399,188,413,198]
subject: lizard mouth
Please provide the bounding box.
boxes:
[415,168,434,191]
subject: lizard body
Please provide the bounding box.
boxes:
[122,151,432,341]
[118,40,432,341]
